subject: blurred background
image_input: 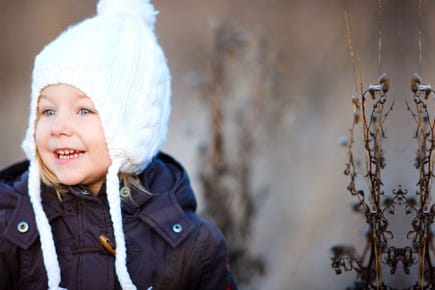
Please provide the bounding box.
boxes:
[1,0,435,289]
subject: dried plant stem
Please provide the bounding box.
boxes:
[332,2,435,289]
[418,0,423,77]
[344,10,359,94]
[377,0,383,77]
[210,28,226,172]
[200,20,276,287]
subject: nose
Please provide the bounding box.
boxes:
[50,114,73,137]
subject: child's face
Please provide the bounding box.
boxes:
[35,84,111,195]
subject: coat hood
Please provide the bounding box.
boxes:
[139,152,197,212]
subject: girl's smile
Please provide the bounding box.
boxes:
[35,84,111,194]
[55,149,85,161]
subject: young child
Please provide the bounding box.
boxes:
[0,0,237,289]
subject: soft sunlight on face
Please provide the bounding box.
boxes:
[35,84,111,195]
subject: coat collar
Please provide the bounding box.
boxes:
[1,185,39,250]
[1,152,198,250]
[0,163,38,249]
[136,190,196,248]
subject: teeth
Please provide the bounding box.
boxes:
[56,150,83,159]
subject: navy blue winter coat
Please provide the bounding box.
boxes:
[0,152,237,290]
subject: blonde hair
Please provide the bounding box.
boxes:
[36,151,150,201]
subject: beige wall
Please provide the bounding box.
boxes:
[1,0,434,289]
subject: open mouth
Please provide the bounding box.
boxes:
[56,149,84,160]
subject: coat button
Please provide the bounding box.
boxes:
[17,221,29,233]
[172,223,183,233]
[120,186,131,198]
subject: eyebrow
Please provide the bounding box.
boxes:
[38,94,49,100]
[37,95,53,105]
[38,91,90,101]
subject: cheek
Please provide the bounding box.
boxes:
[88,118,110,164]
[34,123,53,170]
[34,122,45,150]
[34,123,51,159]
[94,135,111,165]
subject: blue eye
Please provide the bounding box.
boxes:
[79,108,92,115]
[43,109,56,117]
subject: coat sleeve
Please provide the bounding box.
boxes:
[0,186,22,290]
[194,218,238,290]
[0,208,16,290]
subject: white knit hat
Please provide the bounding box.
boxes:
[21,0,171,289]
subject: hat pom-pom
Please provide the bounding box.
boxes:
[97,0,158,29]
